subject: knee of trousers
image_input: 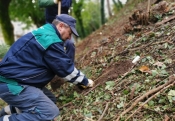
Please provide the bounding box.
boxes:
[0,115,10,121]
[45,106,60,119]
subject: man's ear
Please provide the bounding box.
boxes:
[59,22,65,28]
[56,23,63,32]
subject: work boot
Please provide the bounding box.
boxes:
[0,108,7,117]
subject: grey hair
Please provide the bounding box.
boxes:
[52,19,61,25]
[52,19,69,28]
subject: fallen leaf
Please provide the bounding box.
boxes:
[139,65,150,73]
[127,35,135,42]
[153,61,164,67]
[164,114,170,121]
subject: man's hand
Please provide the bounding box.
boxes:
[78,79,94,89]
[87,79,94,87]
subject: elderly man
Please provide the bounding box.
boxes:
[0,14,94,121]
[39,0,75,62]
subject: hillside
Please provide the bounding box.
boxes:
[54,0,175,120]
[1,0,175,120]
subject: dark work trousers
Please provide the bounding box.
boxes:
[0,84,59,121]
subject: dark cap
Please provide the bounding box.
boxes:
[56,14,79,37]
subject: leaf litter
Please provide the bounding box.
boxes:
[50,0,175,120]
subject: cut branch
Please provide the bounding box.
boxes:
[116,75,175,121]
[125,81,175,121]
[156,15,175,26]
[98,102,109,121]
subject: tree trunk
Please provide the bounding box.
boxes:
[0,0,14,45]
[112,0,119,11]
[118,0,123,8]
[29,12,45,28]
[72,0,85,38]
[100,0,105,25]
[107,0,112,17]
[112,0,123,11]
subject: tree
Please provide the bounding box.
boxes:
[0,0,103,43]
[72,0,86,38]
[10,0,45,28]
[0,0,14,45]
[112,0,123,13]
[107,0,112,17]
[81,0,101,36]
[0,0,45,45]
[100,0,105,25]
[118,0,123,8]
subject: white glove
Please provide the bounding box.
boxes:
[87,79,94,87]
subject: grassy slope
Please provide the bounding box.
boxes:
[0,0,175,120]
[57,0,175,121]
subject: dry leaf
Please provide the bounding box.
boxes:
[164,114,170,121]
[139,65,151,73]
[153,61,164,67]
[127,35,134,42]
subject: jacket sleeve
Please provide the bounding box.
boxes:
[64,39,75,62]
[44,42,88,86]
[38,0,55,7]
[38,0,72,8]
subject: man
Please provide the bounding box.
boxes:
[39,0,75,62]
[0,14,94,121]
[39,0,76,91]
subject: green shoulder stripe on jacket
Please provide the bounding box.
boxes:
[32,24,62,50]
[0,76,24,95]
[38,0,55,7]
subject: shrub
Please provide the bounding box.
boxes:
[0,44,10,59]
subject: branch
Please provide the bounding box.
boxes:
[98,102,109,121]
[147,0,150,14]
[83,79,103,95]
[125,81,175,121]
[84,63,136,96]
[116,75,175,121]
[115,63,137,86]
[156,15,175,26]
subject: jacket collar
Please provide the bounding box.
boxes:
[50,24,63,40]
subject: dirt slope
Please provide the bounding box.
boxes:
[75,0,175,90]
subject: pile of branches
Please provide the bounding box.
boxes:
[123,1,175,33]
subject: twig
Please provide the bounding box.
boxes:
[115,64,136,85]
[123,25,156,53]
[85,117,95,121]
[123,38,142,52]
[129,39,173,52]
[147,0,150,15]
[128,41,154,51]
[83,79,103,95]
[98,102,109,121]
[84,62,136,96]
[129,84,137,100]
[79,48,98,65]
[59,102,73,110]
[60,75,105,108]
[59,97,82,110]
[69,115,72,121]
[116,75,175,121]
[125,81,175,121]
[156,15,175,26]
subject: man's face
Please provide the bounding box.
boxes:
[58,23,72,41]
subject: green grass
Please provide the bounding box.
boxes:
[0,99,7,109]
[0,44,9,59]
